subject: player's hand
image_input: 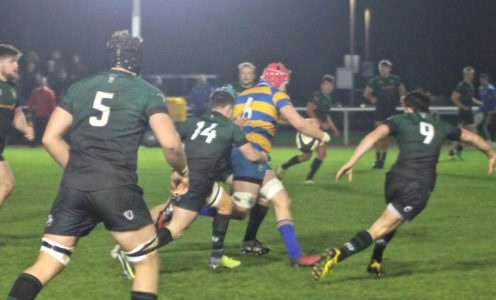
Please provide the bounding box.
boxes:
[234,116,251,128]
[320,132,331,143]
[260,151,269,162]
[336,162,353,182]
[489,155,496,175]
[24,126,35,141]
[170,171,189,195]
[331,128,341,137]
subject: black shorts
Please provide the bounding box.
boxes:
[384,173,433,221]
[45,185,153,237]
[458,110,474,125]
[175,158,216,212]
[375,105,397,122]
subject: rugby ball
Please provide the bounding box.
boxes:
[296,132,322,152]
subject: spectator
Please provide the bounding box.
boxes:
[69,54,87,83]
[187,75,214,117]
[53,68,70,103]
[27,75,56,146]
[45,59,57,87]
[50,49,66,74]
[20,61,38,104]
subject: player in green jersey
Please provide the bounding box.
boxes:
[363,60,407,168]
[8,31,188,300]
[449,66,481,160]
[313,92,495,281]
[228,62,257,96]
[0,45,34,212]
[277,75,340,183]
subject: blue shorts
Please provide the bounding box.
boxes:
[231,147,271,184]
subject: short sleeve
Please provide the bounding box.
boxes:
[273,91,291,112]
[383,116,399,136]
[232,123,248,147]
[443,122,462,141]
[367,77,377,89]
[145,92,169,118]
[58,84,76,114]
[454,83,464,94]
[308,92,319,104]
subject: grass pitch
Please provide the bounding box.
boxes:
[0,146,495,299]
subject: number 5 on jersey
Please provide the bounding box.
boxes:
[89,91,114,127]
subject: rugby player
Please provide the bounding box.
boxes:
[277,74,340,183]
[363,60,406,168]
[229,62,257,96]
[7,31,188,300]
[0,44,34,211]
[449,66,480,160]
[119,86,268,274]
[231,62,331,267]
[313,92,495,281]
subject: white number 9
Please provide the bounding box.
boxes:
[419,122,435,144]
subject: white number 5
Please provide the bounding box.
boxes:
[419,122,435,144]
[89,91,114,127]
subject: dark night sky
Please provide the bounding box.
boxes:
[1,0,496,104]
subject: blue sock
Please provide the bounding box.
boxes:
[199,206,217,217]
[277,220,303,260]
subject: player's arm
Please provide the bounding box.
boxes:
[42,107,72,168]
[399,83,407,98]
[12,107,34,141]
[451,91,469,111]
[459,129,496,174]
[471,97,482,106]
[325,114,340,137]
[363,86,376,104]
[336,124,390,181]
[279,105,330,143]
[149,113,188,175]
[238,143,268,163]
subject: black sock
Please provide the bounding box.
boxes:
[157,226,173,248]
[282,155,301,170]
[8,273,42,300]
[371,230,396,263]
[211,214,230,259]
[456,144,463,152]
[306,158,322,180]
[380,152,387,162]
[338,230,373,262]
[243,203,269,241]
[131,291,158,300]
[376,151,380,161]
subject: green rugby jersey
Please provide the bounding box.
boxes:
[309,91,333,122]
[177,111,247,163]
[367,74,403,108]
[384,112,461,186]
[229,81,254,96]
[0,80,19,152]
[59,70,168,191]
[454,81,474,107]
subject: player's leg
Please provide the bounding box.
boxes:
[8,234,77,300]
[207,184,240,269]
[110,225,160,299]
[373,120,387,168]
[0,160,15,209]
[313,208,403,281]
[8,187,95,299]
[305,144,326,183]
[261,170,320,266]
[277,151,311,179]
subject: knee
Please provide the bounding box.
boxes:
[230,204,249,220]
[272,194,291,211]
[1,177,15,195]
[167,226,185,240]
[317,151,326,160]
[299,153,311,162]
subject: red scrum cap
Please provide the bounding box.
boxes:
[262,62,291,89]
